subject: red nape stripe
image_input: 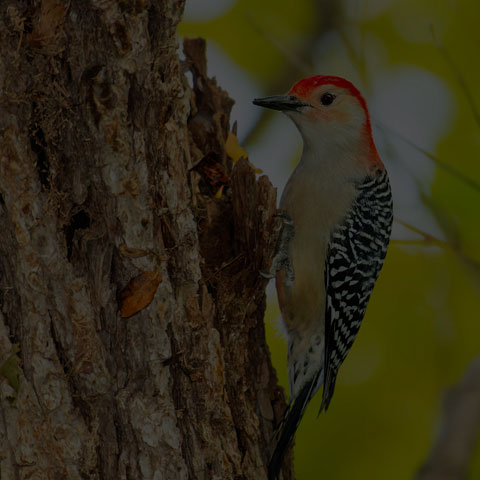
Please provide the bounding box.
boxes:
[288,75,368,113]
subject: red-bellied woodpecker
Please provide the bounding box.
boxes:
[253,75,393,479]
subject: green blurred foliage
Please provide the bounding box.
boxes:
[180,1,480,478]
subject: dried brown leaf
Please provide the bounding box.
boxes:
[193,153,230,189]
[27,0,66,48]
[120,270,162,318]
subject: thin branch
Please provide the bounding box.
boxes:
[394,218,480,272]
[246,14,312,76]
[390,239,441,247]
[430,23,480,128]
[416,357,480,480]
[243,1,343,147]
[337,27,367,83]
[394,218,450,248]
[377,123,480,193]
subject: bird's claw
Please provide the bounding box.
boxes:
[260,212,296,281]
[259,270,276,279]
[274,213,294,227]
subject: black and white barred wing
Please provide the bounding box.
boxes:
[321,171,393,411]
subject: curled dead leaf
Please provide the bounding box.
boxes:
[192,152,230,193]
[214,185,225,199]
[120,269,162,318]
[226,131,262,173]
[226,131,248,163]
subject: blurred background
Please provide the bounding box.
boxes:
[179,1,480,478]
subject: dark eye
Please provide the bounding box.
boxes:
[320,93,336,106]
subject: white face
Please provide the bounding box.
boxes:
[285,84,368,147]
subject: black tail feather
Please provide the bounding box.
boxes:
[318,369,337,414]
[268,378,317,480]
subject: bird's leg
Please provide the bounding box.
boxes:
[261,213,295,282]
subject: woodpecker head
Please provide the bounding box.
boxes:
[253,75,379,165]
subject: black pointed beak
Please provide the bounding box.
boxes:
[252,94,311,112]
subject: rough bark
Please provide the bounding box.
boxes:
[0,2,291,479]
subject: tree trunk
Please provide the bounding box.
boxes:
[0,2,291,479]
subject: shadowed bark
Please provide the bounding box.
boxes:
[0,2,292,479]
